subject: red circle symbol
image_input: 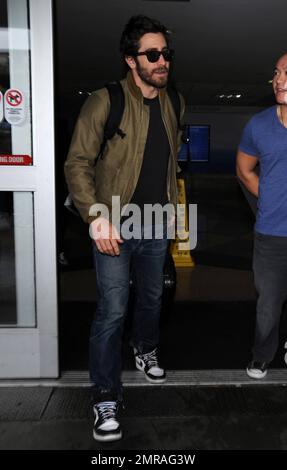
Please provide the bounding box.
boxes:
[6,89,23,107]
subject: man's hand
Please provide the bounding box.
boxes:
[89,217,123,256]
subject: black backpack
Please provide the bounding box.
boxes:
[97,80,183,160]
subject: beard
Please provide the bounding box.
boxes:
[135,60,169,88]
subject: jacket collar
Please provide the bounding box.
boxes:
[126,70,167,102]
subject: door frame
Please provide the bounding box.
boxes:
[0,0,58,378]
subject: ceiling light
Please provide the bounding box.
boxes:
[143,0,190,2]
[217,92,242,100]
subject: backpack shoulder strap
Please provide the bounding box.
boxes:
[166,84,181,130]
[104,81,125,139]
[98,81,126,159]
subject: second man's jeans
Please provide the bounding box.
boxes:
[89,225,168,398]
[252,231,287,363]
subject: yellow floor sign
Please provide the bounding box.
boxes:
[170,178,195,267]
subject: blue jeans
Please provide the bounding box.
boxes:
[89,225,168,398]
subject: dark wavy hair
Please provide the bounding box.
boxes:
[120,15,170,57]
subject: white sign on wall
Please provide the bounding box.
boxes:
[4,88,26,125]
[0,91,3,122]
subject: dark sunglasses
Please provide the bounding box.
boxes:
[135,48,174,63]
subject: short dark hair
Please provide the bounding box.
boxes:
[120,15,170,57]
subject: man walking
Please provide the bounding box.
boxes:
[65,15,184,441]
[237,53,287,380]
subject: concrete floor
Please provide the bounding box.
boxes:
[1,385,287,450]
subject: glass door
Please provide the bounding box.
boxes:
[0,0,58,377]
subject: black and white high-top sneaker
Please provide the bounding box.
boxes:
[93,400,122,442]
[134,348,166,384]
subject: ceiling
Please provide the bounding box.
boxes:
[54,0,287,107]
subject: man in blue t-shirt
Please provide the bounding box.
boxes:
[237,52,287,379]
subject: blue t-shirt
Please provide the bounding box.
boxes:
[239,105,287,236]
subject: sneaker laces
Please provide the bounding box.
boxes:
[95,401,117,421]
[139,349,159,370]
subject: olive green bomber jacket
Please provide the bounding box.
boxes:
[64,71,185,223]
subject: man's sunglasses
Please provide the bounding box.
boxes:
[135,48,174,63]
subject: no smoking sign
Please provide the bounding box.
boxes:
[6,89,23,107]
[4,88,26,125]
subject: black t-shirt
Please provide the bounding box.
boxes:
[129,96,170,211]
